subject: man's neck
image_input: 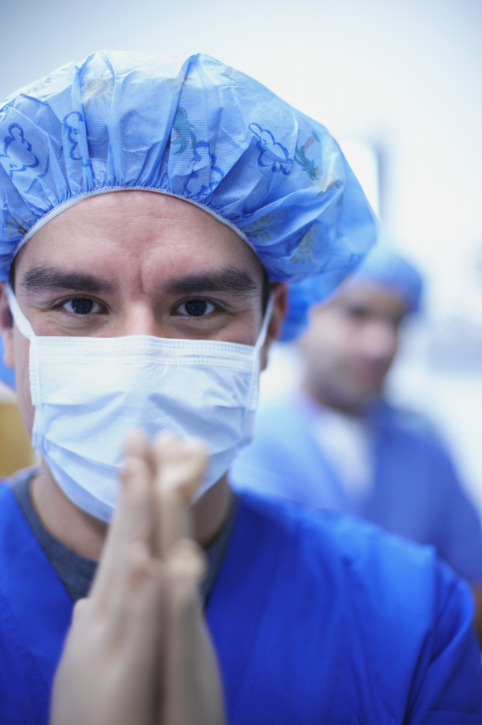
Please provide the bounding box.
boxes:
[301,381,364,419]
[31,466,232,561]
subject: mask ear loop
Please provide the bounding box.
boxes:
[254,296,274,352]
[246,295,274,413]
[5,284,42,419]
[5,284,36,340]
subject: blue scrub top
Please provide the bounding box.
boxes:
[230,395,482,584]
[0,337,15,389]
[0,482,481,722]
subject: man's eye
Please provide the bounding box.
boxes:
[347,307,370,321]
[62,298,102,315]
[177,299,216,317]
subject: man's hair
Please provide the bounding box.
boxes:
[8,261,15,292]
[261,268,271,313]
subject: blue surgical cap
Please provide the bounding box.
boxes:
[283,245,422,340]
[348,245,423,314]
[0,50,376,341]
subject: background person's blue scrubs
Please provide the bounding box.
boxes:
[0,483,481,723]
[230,395,482,584]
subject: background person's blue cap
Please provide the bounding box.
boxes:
[282,244,423,341]
[0,50,377,388]
[347,245,423,314]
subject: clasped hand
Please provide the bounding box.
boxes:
[50,430,226,725]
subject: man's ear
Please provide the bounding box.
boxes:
[0,283,16,369]
[260,282,287,371]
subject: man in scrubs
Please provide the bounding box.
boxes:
[0,52,481,724]
[231,245,482,639]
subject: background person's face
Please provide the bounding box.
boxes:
[298,283,407,413]
[1,191,285,435]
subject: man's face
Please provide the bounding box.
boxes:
[0,191,285,434]
[298,283,407,412]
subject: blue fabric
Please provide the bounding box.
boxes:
[348,245,423,313]
[0,484,73,724]
[0,51,376,343]
[282,246,422,340]
[0,337,14,388]
[230,396,482,583]
[1,482,481,723]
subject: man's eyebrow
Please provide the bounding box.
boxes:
[20,265,115,295]
[165,268,259,296]
[19,265,260,297]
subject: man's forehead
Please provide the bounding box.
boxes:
[335,283,408,315]
[309,282,407,317]
[29,190,241,238]
[14,190,265,285]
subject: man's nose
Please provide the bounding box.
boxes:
[362,322,398,361]
[119,304,167,338]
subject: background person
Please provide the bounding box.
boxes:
[231,245,482,639]
[0,52,481,723]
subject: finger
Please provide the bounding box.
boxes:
[90,542,166,652]
[165,538,206,610]
[152,433,208,558]
[154,432,208,504]
[120,542,166,654]
[90,428,155,607]
[122,427,161,480]
[52,543,166,725]
[72,597,92,624]
[116,542,167,716]
[161,539,226,725]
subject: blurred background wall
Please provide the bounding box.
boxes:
[1,0,482,509]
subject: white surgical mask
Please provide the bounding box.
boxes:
[6,285,271,522]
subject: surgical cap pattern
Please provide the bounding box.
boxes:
[0,51,376,339]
